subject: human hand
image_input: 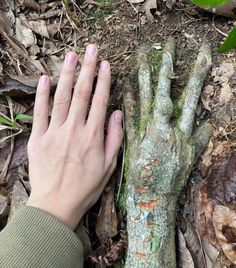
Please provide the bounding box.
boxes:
[27,44,123,230]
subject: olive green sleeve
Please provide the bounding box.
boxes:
[0,206,84,268]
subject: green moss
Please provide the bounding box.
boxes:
[114,258,125,268]
[86,0,115,25]
[117,183,127,214]
[148,46,163,84]
[172,103,182,120]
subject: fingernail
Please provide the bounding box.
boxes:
[40,75,49,85]
[86,44,97,57]
[65,52,77,65]
[100,60,110,70]
[114,111,123,123]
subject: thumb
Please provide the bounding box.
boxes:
[104,110,123,171]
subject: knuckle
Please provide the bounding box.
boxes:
[61,66,75,76]
[83,57,95,67]
[88,128,98,141]
[94,95,109,107]
[86,128,100,147]
[54,93,71,106]
[33,107,45,120]
[73,86,91,102]
[113,127,123,140]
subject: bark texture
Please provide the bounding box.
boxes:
[123,37,213,268]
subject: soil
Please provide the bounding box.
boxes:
[1,0,236,267]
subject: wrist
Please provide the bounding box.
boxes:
[27,196,83,230]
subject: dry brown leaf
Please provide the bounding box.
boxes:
[46,56,64,78]
[26,20,50,39]
[18,0,40,11]
[0,4,12,33]
[0,76,37,96]
[89,231,127,266]
[0,194,9,229]
[164,0,176,9]
[127,0,145,3]
[16,17,35,48]
[201,85,214,111]
[213,205,236,264]
[202,239,220,268]
[96,179,118,244]
[179,217,207,268]
[205,151,236,205]
[219,84,233,103]
[212,62,234,84]
[0,194,8,216]
[8,179,29,222]
[0,27,28,56]
[178,229,195,268]
[144,0,157,21]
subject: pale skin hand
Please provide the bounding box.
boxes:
[27,44,123,230]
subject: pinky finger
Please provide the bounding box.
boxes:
[31,75,50,137]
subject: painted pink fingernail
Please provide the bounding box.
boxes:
[65,52,77,65]
[40,75,49,85]
[86,44,97,57]
[114,111,123,123]
[100,60,110,70]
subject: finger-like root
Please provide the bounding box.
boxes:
[123,80,137,145]
[178,44,212,137]
[154,37,175,126]
[138,49,153,122]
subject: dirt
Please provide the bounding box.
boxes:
[1,0,236,267]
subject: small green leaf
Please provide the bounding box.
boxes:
[192,0,230,7]
[218,27,236,53]
[15,114,33,121]
[0,115,13,126]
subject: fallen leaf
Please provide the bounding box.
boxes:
[144,0,157,21]
[205,151,236,205]
[202,239,220,268]
[0,26,29,56]
[96,179,118,244]
[0,2,12,33]
[27,20,50,38]
[89,231,127,266]
[46,55,64,78]
[127,0,145,3]
[178,228,195,268]
[18,0,40,11]
[212,62,234,84]
[165,0,176,9]
[0,195,8,214]
[201,85,215,111]
[0,194,9,229]
[16,17,35,48]
[213,205,236,264]
[7,179,29,222]
[179,216,207,268]
[219,84,233,103]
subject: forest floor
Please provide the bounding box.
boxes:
[0,0,236,267]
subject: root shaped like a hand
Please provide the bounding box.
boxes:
[123,38,212,268]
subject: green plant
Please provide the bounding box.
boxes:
[192,0,236,52]
[192,0,230,6]
[0,113,32,129]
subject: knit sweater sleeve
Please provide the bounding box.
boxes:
[0,206,83,268]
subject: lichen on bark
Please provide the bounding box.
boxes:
[123,37,213,268]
